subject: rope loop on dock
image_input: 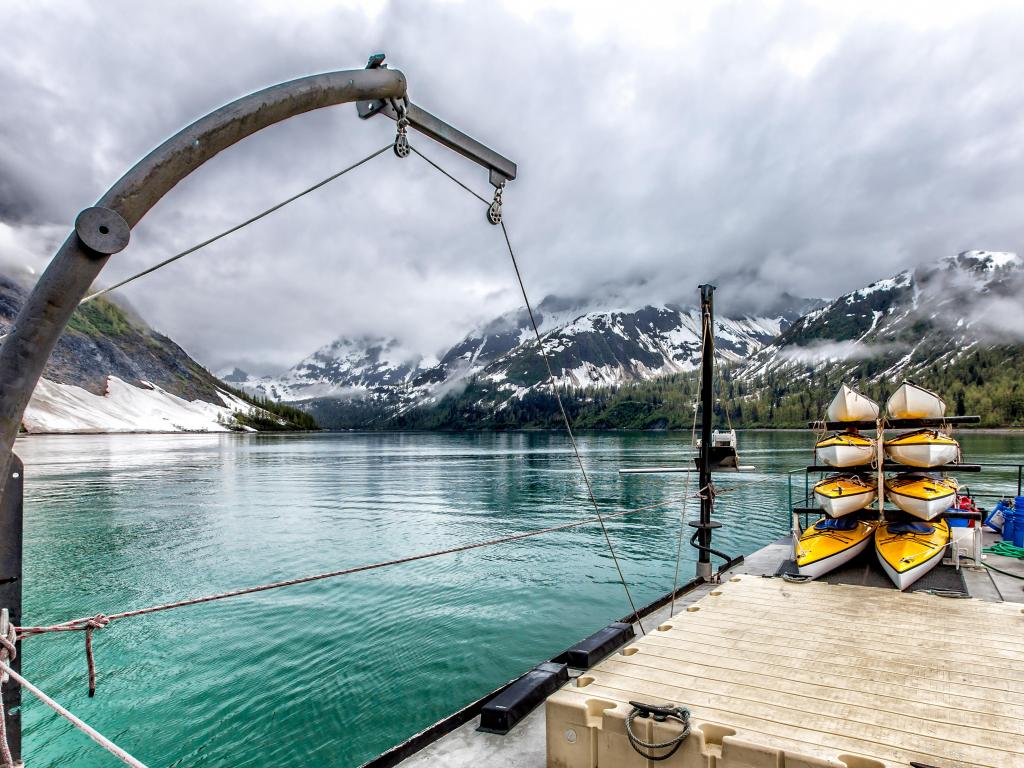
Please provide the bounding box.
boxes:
[625,701,691,761]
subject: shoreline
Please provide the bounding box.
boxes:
[16,426,1024,437]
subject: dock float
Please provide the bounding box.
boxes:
[546,575,1024,768]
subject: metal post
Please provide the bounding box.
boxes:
[0,454,22,764]
[694,284,716,580]
[1017,464,1021,497]
[876,419,885,520]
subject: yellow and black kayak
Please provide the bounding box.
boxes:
[884,429,959,468]
[875,519,950,590]
[884,474,957,520]
[814,431,874,468]
[796,518,878,579]
[812,474,877,517]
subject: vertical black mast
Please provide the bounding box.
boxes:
[694,284,718,580]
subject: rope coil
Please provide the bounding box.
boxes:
[625,701,691,761]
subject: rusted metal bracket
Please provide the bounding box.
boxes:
[357,54,517,188]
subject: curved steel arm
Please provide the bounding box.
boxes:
[0,67,407,487]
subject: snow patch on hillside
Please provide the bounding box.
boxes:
[22,377,263,434]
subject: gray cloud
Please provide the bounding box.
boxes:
[2,1,1023,374]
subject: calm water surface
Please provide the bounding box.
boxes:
[14,430,1024,766]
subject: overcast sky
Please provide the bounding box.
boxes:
[3,0,1024,374]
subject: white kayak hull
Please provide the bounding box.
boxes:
[885,489,952,521]
[798,531,873,579]
[827,385,880,423]
[814,488,876,517]
[885,442,959,468]
[886,382,946,420]
[815,444,874,468]
[876,541,945,590]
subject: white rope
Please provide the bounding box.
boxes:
[0,662,148,768]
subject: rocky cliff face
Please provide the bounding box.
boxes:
[741,250,1023,383]
[1,268,311,432]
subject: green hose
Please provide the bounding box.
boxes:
[974,542,1024,580]
[984,541,1024,559]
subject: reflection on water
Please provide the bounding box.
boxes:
[13,430,1023,766]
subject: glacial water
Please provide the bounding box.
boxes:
[12,430,1024,766]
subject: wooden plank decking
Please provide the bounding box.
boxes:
[546,576,1024,768]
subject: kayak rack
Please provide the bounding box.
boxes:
[804,463,982,473]
[793,412,993,572]
[807,415,982,431]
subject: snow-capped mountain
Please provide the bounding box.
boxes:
[741,250,1023,383]
[236,295,813,425]
[0,268,310,433]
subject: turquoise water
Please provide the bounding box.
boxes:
[12,430,1024,766]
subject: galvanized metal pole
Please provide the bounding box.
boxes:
[694,284,716,580]
[0,66,409,495]
[0,455,22,764]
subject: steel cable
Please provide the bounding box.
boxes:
[407,142,648,632]
[80,143,393,305]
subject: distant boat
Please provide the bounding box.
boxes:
[884,474,957,520]
[827,384,879,423]
[813,474,877,517]
[875,519,950,590]
[886,382,946,420]
[884,429,960,468]
[814,431,875,468]
[796,518,877,579]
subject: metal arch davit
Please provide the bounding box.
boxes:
[0,55,517,491]
[0,55,516,763]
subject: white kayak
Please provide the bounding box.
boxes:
[884,429,960,468]
[827,384,879,423]
[812,474,877,517]
[886,382,946,420]
[814,432,875,468]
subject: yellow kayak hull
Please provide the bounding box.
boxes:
[814,432,875,468]
[812,475,877,517]
[875,519,950,590]
[796,518,878,579]
[885,475,957,520]
[884,429,960,468]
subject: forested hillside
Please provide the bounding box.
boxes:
[388,344,1024,430]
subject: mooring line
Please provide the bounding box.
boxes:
[0,662,149,768]
[16,496,694,661]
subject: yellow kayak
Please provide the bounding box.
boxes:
[884,474,957,520]
[812,474,876,517]
[875,519,950,590]
[884,429,960,468]
[814,431,875,468]
[796,518,878,579]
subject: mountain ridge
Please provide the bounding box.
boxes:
[261,250,1024,430]
[230,295,816,427]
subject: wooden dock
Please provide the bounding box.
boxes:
[546,576,1024,768]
